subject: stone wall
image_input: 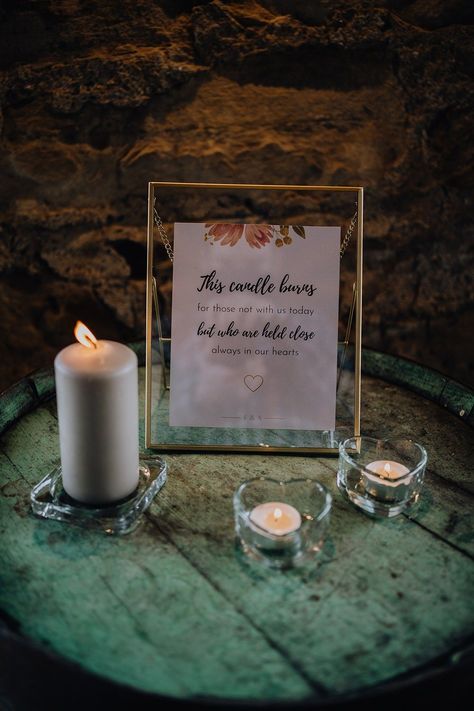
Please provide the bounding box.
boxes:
[0,0,473,390]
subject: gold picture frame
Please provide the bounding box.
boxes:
[145,181,363,454]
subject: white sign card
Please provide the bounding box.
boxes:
[169,223,340,430]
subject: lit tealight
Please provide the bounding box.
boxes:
[366,460,410,482]
[250,501,302,536]
[364,459,411,502]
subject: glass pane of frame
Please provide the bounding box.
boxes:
[146,182,362,454]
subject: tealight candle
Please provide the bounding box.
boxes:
[364,459,411,503]
[249,501,302,536]
[338,436,427,518]
[234,477,332,568]
[54,321,139,505]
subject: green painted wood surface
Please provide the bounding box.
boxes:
[0,351,473,704]
[361,350,474,423]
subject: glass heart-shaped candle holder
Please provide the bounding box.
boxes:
[233,477,332,569]
[337,436,427,518]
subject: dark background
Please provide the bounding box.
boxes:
[0,0,473,391]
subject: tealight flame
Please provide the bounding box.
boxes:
[384,463,391,474]
[74,321,98,349]
[273,507,282,522]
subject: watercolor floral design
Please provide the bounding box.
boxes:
[204,223,305,249]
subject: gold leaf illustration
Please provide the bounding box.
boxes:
[292,225,306,238]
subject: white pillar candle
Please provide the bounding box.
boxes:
[364,459,411,502]
[54,321,139,504]
[250,501,302,536]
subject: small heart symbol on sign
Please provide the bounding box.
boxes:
[244,374,264,392]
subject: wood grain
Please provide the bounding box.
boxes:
[0,356,473,704]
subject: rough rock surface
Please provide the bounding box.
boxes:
[0,0,473,390]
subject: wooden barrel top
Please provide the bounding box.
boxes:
[0,345,473,707]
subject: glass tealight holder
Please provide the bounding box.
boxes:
[233,477,332,569]
[337,437,427,518]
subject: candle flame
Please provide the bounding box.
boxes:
[273,507,282,521]
[74,321,97,349]
[384,463,391,474]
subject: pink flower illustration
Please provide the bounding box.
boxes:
[205,223,243,246]
[205,223,273,249]
[244,224,273,249]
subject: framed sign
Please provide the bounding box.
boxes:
[145,182,363,454]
